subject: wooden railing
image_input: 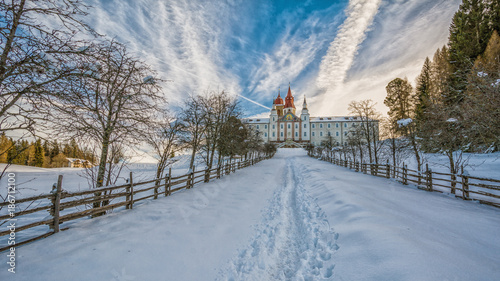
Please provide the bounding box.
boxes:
[310,153,500,209]
[0,155,272,252]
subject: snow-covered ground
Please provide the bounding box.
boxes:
[1,149,500,280]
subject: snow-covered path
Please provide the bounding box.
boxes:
[222,159,338,280]
[2,149,500,281]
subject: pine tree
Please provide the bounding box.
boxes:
[43,140,50,157]
[50,140,60,160]
[487,0,500,34]
[0,133,13,163]
[33,139,44,167]
[464,30,500,150]
[430,46,452,104]
[448,0,493,103]
[415,57,432,125]
[384,78,422,174]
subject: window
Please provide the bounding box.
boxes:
[336,132,339,136]
[295,124,298,129]
[320,132,323,137]
[264,132,267,137]
[328,123,331,128]
[281,132,283,137]
[336,123,339,128]
[264,125,267,129]
[295,132,298,137]
[320,124,323,128]
[328,132,331,136]
[312,124,315,129]
[281,124,284,129]
[344,123,347,128]
[344,132,347,136]
[272,124,275,129]
[288,124,291,129]
[256,125,260,129]
[304,132,307,137]
[303,124,306,128]
[312,132,315,137]
[273,132,275,137]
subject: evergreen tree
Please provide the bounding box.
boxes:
[33,139,44,167]
[384,78,415,132]
[0,133,13,163]
[50,140,60,160]
[415,57,432,125]
[430,46,452,104]
[43,140,50,157]
[487,0,500,34]
[384,78,422,174]
[464,30,500,150]
[448,0,493,103]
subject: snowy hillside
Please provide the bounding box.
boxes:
[1,149,499,280]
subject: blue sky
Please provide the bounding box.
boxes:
[86,0,462,117]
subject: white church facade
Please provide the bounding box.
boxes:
[242,85,378,147]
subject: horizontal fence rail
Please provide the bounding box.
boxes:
[310,153,500,210]
[0,155,272,252]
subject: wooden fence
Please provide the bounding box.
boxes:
[0,155,271,252]
[310,153,500,209]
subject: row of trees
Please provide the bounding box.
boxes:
[0,1,273,200]
[0,135,94,168]
[383,0,500,178]
[312,0,499,180]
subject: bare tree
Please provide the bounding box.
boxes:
[39,40,165,213]
[348,100,380,163]
[0,0,95,133]
[145,113,183,184]
[200,90,239,169]
[179,94,206,171]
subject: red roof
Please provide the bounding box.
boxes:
[274,92,284,105]
[284,86,295,108]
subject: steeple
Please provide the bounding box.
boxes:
[302,95,308,110]
[284,84,295,109]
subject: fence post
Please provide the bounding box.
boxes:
[164,168,171,196]
[217,164,221,179]
[461,165,469,200]
[127,172,134,209]
[154,177,159,200]
[403,164,408,185]
[189,166,195,189]
[51,175,63,233]
[426,164,433,191]
[386,160,390,179]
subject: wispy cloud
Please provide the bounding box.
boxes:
[310,0,461,116]
[245,4,344,107]
[316,0,381,91]
[87,0,243,106]
[84,0,461,118]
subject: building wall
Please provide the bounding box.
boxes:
[243,117,378,147]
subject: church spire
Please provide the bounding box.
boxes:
[302,95,308,110]
[284,84,295,109]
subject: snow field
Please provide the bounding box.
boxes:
[1,148,499,281]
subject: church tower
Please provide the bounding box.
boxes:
[274,88,284,117]
[300,96,310,141]
[283,84,296,115]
